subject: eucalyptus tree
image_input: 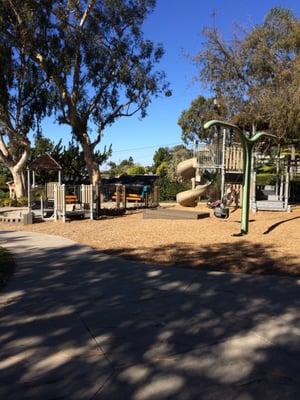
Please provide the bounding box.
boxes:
[2,0,169,185]
[0,7,48,198]
[194,7,300,140]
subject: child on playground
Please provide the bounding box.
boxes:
[225,185,239,208]
[207,184,239,209]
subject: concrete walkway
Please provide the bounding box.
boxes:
[0,230,299,400]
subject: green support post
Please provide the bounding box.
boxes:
[204,120,277,235]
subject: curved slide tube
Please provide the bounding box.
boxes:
[176,157,210,207]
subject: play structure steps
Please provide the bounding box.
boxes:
[0,214,22,224]
[254,200,287,211]
[143,208,210,220]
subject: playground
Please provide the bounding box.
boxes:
[1,202,299,276]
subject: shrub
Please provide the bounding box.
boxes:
[256,173,277,186]
[0,197,17,207]
[17,196,28,206]
[157,178,191,201]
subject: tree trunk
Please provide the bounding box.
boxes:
[10,168,26,199]
[81,140,101,185]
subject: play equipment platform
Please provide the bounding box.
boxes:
[143,208,210,220]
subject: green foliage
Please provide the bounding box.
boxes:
[127,165,146,175]
[0,6,49,193]
[152,144,193,180]
[156,161,169,177]
[0,189,8,199]
[156,178,191,201]
[107,157,141,177]
[0,195,28,207]
[153,147,172,171]
[178,96,227,144]
[0,197,16,207]
[256,174,277,186]
[16,196,28,206]
[30,135,112,183]
[167,145,193,180]
[31,134,56,160]
[257,164,276,174]
[2,0,169,182]
[194,7,300,142]
[0,163,11,190]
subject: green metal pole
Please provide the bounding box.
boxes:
[240,141,253,234]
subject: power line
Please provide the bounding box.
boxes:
[111,142,184,153]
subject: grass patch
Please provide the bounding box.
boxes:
[0,247,15,289]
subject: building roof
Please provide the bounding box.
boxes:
[102,174,158,186]
[29,154,62,171]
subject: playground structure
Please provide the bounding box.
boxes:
[203,120,277,235]
[250,153,300,212]
[251,154,290,212]
[177,122,299,219]
[176,128,244,207]
[100,175,159,212]
[53,184,94,222]
[176,158,211,207]
[23,160,159,223]
[27,181,159,223]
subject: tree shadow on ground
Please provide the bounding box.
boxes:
[0,231,299,399]
[104,240,300,277]
[263,216,300,235]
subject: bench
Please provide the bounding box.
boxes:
[65,195,78,204]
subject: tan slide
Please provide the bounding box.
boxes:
[176,158,210,207]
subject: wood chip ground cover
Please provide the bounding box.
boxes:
[1,204,299,276]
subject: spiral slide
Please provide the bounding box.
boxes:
[176,158,210,207]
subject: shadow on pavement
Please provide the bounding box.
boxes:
[0,231,299,399]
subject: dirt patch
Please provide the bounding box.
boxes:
[1,204,300,276]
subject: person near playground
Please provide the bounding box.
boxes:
[225,185,239,207]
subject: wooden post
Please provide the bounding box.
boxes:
[62,184,66,223]
[290,145,295,181]
[32,170,36,187]
[116,184,121,209]
[145,192,149,208]
[40,196,44,219]
[54,184,57,220]
[284,169,289,211]
[90,184,94,220]
[153,186,159,207]
[58,170,62,184]
[220,128,226,197]
[279,173,284,201]
[251,171,256,212]
[80,184,84,207]
[122,185,127,209]
[95,184,100,218]
[27,168,31,212]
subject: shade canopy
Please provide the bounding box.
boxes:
[29,154,62,171]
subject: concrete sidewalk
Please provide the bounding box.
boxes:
[0,230,299,400]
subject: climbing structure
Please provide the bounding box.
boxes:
[176,128,244,207]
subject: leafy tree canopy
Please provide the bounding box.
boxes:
[178,96,228,144]
[153,147,172,171]
[1,0,170,184]
[194,7,300,142]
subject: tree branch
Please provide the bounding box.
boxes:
[14,144,30,172]
[0,133,13,168]
[72,0,96,104]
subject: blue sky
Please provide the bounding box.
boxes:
[42,0,300,167]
